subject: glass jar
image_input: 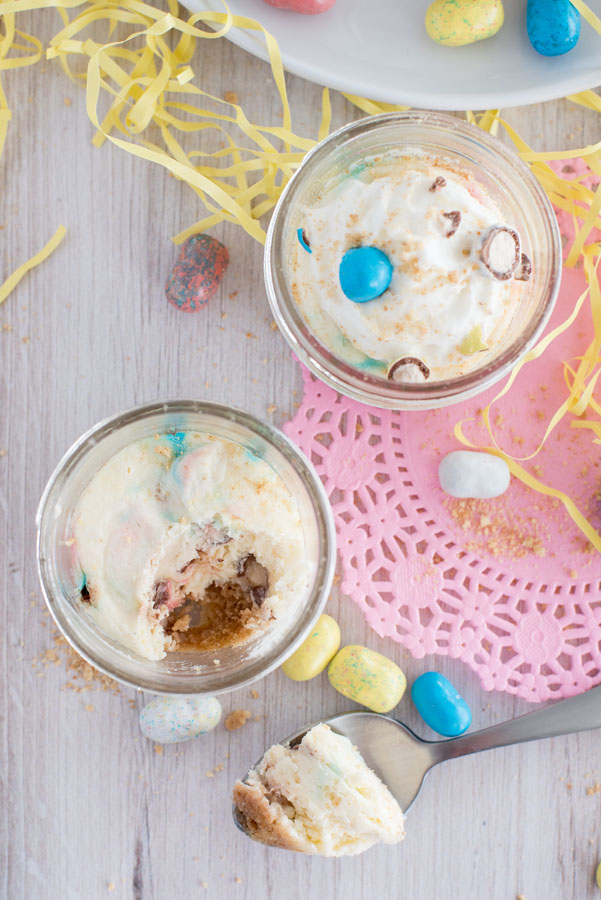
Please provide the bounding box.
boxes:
[36,401,336,695]
[265,111,561,410]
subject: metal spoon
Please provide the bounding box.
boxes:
[233,684,601,835]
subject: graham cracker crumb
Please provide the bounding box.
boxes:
[85,704,95,712]
[266,404,276,415]
[224,709,251,731]
[245,331,256,339]
[0,448,7,456]
[107,884,115,892]
[154,744,164,756]
[154,445,172,459]
[270,320,278,330]
[586,782,601,796]
[250,689,259,699]
[64,96,72,106]
[224,90,238,104]
[234,877,242,884]
[446,495,547,560]
[170,614,191,632]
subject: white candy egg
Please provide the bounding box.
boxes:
[139,695,222,744]
[439,450,510,499]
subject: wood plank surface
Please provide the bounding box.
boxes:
[2,10,601,900]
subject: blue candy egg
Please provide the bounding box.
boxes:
[527,0,580,56]
[411,671,472,737]
[339,247,393,303]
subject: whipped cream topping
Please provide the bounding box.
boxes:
[73,432,307,660]
[290,151,526,382]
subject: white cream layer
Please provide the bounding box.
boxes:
[73,433,307,660]
[291,152,522,381]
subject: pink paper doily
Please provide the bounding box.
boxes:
[283,158,601,703]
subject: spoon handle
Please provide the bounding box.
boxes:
[436,683,601,762]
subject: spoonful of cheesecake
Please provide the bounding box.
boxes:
[233,684,601,857]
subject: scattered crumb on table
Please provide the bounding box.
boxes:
[224,709,251,731]
[154,744,164,756]
[250,689,259,699]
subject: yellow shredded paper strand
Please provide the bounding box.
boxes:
[1,0,601,548]
[0,225,66,305]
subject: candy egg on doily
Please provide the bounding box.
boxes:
[139,695,222,744]
[438,450,510,499]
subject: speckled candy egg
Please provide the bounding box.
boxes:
[527,0,580,57]
[328,645,406,713]
[425,0,504,47]
[165,234,229,312]
[139,696,222,743]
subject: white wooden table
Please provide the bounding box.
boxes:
[2,13,601,899]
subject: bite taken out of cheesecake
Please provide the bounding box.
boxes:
[73,430,308,661]
[233,723,405,857]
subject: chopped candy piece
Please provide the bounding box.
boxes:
[480,225,521,280]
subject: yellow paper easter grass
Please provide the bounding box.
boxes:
[0,225,66,305]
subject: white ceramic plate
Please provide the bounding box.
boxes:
[183,0,601,110]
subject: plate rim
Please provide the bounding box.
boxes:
[192,0,601,111]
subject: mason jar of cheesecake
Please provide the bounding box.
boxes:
[36,401,335,694]
[265,112,561,410]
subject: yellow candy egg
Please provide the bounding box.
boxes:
[328,645,406,713]
[425,0,504,47]
[281,614,341,681]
